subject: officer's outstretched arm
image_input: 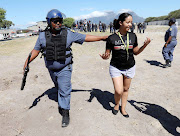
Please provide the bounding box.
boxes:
[85,35,108,42]
[23,49,40,70]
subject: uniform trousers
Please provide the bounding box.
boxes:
[48,64,72,110]
[162,41,177,62]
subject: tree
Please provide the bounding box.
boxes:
[63,18,75,28]
[167,9,180,19]
[0,8,6,23]
[145,17,156,22]
[0,20,14,29]
[0,8,14,29]
[157,16,167,21]
[145,9,180,22]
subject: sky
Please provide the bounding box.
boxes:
[1,0,180,29]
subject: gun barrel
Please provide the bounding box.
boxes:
[20,53,31,91]
[21,78,26,90]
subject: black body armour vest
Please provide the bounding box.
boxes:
[45,28,71,61]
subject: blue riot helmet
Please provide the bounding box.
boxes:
[46,9,63,26]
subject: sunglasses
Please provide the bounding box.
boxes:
[51,19,63,24]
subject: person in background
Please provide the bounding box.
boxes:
[162,18,178,68]
[137,23,142,33]
[130,23,135,33]
[110,22,114,33]
[142,22,146,33]
[99,21,102,32]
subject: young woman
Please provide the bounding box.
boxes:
[100,13,151,117]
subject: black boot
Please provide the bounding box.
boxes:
[163,60,171,68]
[169,61,171,67]
[61,109,70,127]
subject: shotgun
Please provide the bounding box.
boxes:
[21,53,31,90]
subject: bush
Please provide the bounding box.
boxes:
[63,18,75,28]
[145,9,180,22]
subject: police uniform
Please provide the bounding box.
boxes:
[162,23,178,63]
[110,22,113,33]
[99,21,102,32]
[34,28,86,110]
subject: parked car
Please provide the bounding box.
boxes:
[32,30,38,36]
[16,33,26,37]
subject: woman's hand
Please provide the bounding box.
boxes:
[133,37,151,55]
[144,37,151,46]
[99,52,110,60]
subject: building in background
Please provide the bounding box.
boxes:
[147,19,180,26]
[27,21,47,32]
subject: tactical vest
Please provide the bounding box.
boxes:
[45,28,72,61]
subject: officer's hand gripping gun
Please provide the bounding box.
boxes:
[21,53,31,90]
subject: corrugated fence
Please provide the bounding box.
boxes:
[147,19,180,25]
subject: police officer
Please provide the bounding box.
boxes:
[23,9,107,127]
[95,23,97,32]
[109,22,113,33]
[142,22,146,33]
[137,23,142,33]
[130,23,135,33]
[79,20,84,32]
[72,22,76,31]
[99,21,102,32]
[83,19,87,32]
[162,18,178,68]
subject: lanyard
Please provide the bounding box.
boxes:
[118,32,129,60]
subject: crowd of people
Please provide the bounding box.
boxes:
[137,22,147,33]
[71,19,147,34]
[71,19,108,33]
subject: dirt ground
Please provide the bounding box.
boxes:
[0,26,180,136]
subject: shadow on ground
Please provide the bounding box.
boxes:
[29,88,115,111]
[29,87,92,109]
[87,88,115,110]
[29,87,58,109]
[129,100,180,136]
[0,39,12,42]
[144,59,164,68]
[29,88,180,135]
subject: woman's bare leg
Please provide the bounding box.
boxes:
[112,76,124,110]
[121,76,132,115]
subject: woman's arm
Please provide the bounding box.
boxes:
[23,49,40,70]
[100,49,111,60]
[133,37,151,55]
[85,35,108,42]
